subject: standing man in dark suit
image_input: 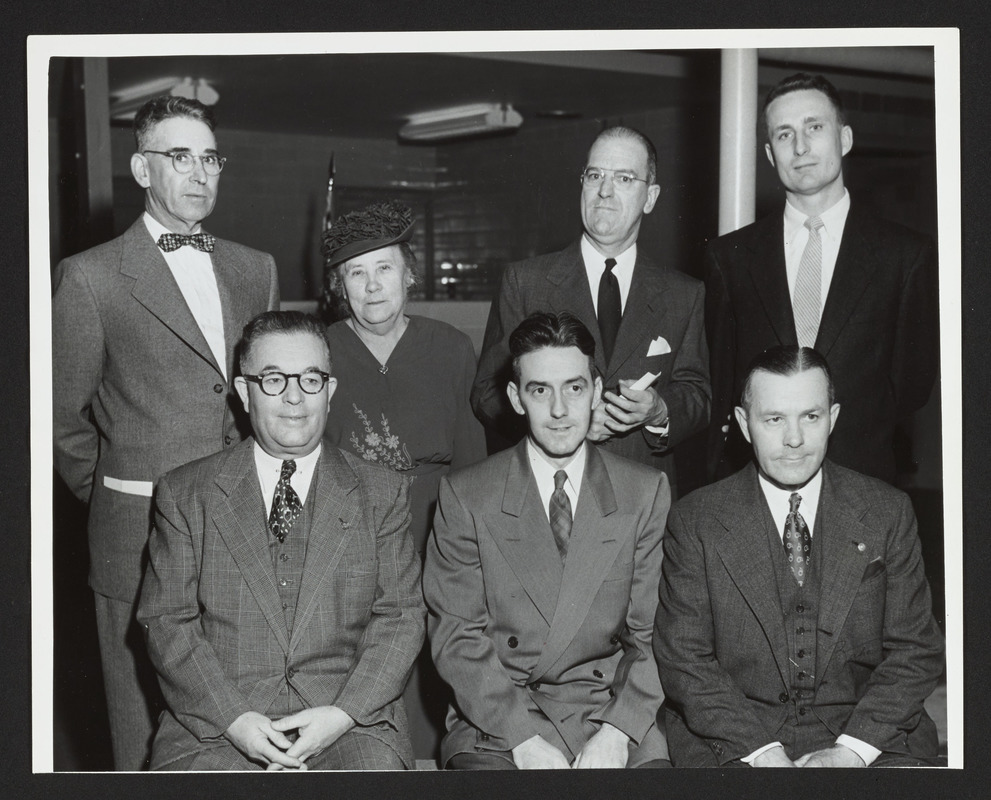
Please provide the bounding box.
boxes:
[654,345,943,767]
[138,311,425,770]
[705,73,938,484]
[427,312,670,769]
[472,126,709,495]
[52,96,279,769]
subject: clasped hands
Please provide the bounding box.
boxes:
[511,723,630,769]
[752,743,866,768]
[587,380,667,443]
[224,705,355,770]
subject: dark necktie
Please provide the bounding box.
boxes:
[783,491,812,586]
[157,232,216,253]
[549,469,572,562]
[793,216,824,348]
[269,460,302,543]
[597,257,621,364]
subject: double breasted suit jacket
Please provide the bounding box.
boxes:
[423,441,671,767]
[471,240,710,485]
[653,461,944,766]
[137,439,426,769]
[53,216,279,601]
[704,202,939,483]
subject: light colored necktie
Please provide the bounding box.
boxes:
[549,469,572,561]
[783,492,812,586]
[793,216,824,348]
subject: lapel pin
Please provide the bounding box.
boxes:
[855,542,866,552]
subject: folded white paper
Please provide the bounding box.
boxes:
[630,371,661,392]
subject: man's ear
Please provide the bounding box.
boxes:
[234,376,250,413]
[507,381,525,416]
[765,142,775,168]
[324,377,338,411]
[828,402,840,434]
[642,183,661,215]
[591,374,603,409]
[840,125,853,157]
[734,405,752,444]
[131,152,151,189]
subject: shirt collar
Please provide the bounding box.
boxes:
[581,234,636,273]
[757,467,823,534]
[526,438,586,495]
[783,188,850,242]
[253,440,322,479]
[143,210,202,240]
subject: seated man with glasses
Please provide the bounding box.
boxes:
[138,311,425,770]
[53,95,278,770]
[472,125,709,498]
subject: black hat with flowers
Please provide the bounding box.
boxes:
[321,200,414,268]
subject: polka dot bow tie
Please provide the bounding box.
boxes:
[157,232,216,253]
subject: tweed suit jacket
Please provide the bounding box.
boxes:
[52,215,279,601]
[653,461,944,767]
[471,240,710,488]
[424,440,670,767]
[137,438,425,769]
[704,202,938,483]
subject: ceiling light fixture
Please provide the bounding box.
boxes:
[399,102,523,142]
[110,76,220,121]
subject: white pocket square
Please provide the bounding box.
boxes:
[647,336,671,357]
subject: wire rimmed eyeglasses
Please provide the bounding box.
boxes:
[143,150,227,175]
[580,167,648,189]
[242,371,331,396]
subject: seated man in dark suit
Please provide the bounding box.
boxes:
[138,311,425,770]
[426,311,670,769]
[654,345,944,767]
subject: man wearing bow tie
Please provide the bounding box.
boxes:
[52,96,279,769]
[654,345,943,767]
[138,311,424,770]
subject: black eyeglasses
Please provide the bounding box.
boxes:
[242,371,331,396]
[143,150,227,175]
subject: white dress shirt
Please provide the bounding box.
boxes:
[782,190,850,311]
[581,235,636,315]
[144,212,227,379]
[526,439,586,522]
[744,467,880,767]
[253,442,321,516]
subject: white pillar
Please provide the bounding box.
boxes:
[718,49,759,236]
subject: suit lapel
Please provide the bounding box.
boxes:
[745,214,798,346]
[815,204,877,358]
[212,238,256,379]
[290,447,361,652]
[120,217,224,376]
[546,242,608,377]
[211,439,290,653]
[605,252,667,383]
[712,466,790,688]
[813,462,878,686]
[488,442,563,625]
[531,446,623,680]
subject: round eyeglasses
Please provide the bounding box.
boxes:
[580,167,648,190]
[242,371,331,396]
[142,150,227,176]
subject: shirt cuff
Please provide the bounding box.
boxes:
[742,742,783,764]
[645,421,670,436]
[835,735,879,766]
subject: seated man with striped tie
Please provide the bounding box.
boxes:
[138,310,425,770]
[654,345,944,767]
[424,311,671,769]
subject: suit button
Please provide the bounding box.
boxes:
[507,636,518,648]
[797,649,806,658]
[213,383,224,393]
[797,671,808,680]
[779,693,789,703]
[530,682,541,691]
[799,707,807,716]
[224,435,233,445]
[480,733,490,742]
[610,634,620,645]
[593,669,604,679]
[796,604,805,613]
[796,627,805,635]
[287,667,296,678]
[280,553,290,562]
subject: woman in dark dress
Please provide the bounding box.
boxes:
[320,201,486,762]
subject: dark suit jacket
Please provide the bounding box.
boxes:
[653,461,944,766]
[52,216,279,601]
[137,439,426,769]
[423,441,670,767]
[471,240,710,489]
[704,202,938,483]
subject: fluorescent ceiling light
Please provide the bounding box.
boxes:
[399,102,522,142]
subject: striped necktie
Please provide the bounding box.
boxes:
[549,469,572,561]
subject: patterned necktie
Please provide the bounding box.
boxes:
[783,491,812,586]
[157,232,216,253]
[792,215,824,348]
[597,257,622,364]
[269,460,302,543]
[549,469,573,562]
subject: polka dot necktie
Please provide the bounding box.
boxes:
[157,232,216,253]
[549,469,572,562]
[783,491,812,586]
[269,460,302,543]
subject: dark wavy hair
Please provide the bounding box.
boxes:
[740,345,835,409]
[238,311,331,375]
[509,311,597,384]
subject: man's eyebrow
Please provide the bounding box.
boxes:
[165,146,220,154]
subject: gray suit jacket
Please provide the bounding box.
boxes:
[424,441,670,767]
[653,461,944,766]
[471,240,710,489]
[52,216,279,600]
[138,439,425,769]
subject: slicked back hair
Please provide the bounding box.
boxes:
[133,96,217,151]
[589,125,658,186]
[760,72,847,142]
[740,345,835,410]
[509,311,597,384]
[238,311,331,375]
